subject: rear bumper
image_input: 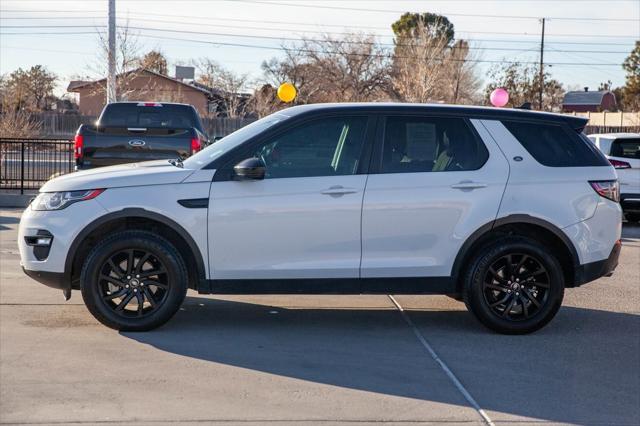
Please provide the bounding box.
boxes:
[574,239,621,286]
[620,194,640,213]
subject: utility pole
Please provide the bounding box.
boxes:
[107,0,116,103]
[538,17,545,111]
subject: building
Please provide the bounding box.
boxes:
[562,88,617,113]
[67,68,242,116]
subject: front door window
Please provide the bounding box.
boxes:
[251,116,368,179]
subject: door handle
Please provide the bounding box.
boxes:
[321,185,358,196]
[450,181,487,190]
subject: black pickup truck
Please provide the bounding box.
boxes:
[74,102,209,170]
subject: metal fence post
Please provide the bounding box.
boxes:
[20,141,25,195]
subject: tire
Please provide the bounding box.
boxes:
[462,236,564,334]
[80,230,188,331]
[625,213,640,223]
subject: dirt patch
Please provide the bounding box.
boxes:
[22,309,97,328]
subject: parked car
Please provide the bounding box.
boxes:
[74,102,209,170]
[587,133,640,222]
[19,103,621,334]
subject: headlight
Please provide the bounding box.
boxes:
[32,189,105,211]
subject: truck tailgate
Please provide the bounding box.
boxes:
[79,127,193,168]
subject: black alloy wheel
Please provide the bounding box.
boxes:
[98,249,170,318]
[463,236,564,334]
[482,253,550,321]
[80,230,188,331]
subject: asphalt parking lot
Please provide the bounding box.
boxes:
[1,207,638,425]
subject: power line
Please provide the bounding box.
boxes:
[1,3,637,22]
[0,45,92,55]
[3,24,636,39]
[0,23,631,55]
[231,0,640,22]
[1,31,99,35]
[1,14,632,46]
[118,16,637,51]
[64,31,620,66]
[0,16,106,20]
[129,24,635,54]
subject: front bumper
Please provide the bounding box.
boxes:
[574,239,621,286]
[18,199,108,295]
[22,267,66,289]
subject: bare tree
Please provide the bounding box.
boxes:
[138,50,169,75]
[261,48,322,104]
[445,40,482,104]
[0,111,41,179]
[484,62,565,111]
[247,84,281,118]
[390,30,451,103]
[389,16,482,105]
[86,21,145,101]
[0,110,41,137]
[258,33,390,107]
[195,59,249,117]
[299,34,391,102]
[1,66,57,112]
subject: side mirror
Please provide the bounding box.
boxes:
[233,157,266,180]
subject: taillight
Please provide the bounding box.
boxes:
[74,134,83,159]
[190,137,201,154]
[590,180,620,202]
[609,159,631,169]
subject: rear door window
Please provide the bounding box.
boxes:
[610,138,640,159]
[502,120,609,167]
[381,116,488,173]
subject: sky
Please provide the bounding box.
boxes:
[1,0,639,97]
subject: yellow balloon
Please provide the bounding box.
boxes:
[277,82,297,103]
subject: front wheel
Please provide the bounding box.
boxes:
[80,230,188,331]
[463,237,565,334]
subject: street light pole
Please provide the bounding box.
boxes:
[107,0,116,103]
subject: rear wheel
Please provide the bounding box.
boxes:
[80,230,188,331]
[463,237,564,334]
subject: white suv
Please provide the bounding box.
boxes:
[18,103,622,334]
[588,133,640,223]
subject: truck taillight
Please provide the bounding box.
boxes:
[590,180,620,203]
[74,134,84,159]
[191,137,201,154]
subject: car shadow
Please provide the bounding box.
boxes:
[122,296,640,424]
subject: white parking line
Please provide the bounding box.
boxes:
[388,295,495,426]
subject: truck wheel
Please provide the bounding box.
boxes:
[80,230,188,331]
[463,236,565,334]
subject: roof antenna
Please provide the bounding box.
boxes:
[516,102,532,110]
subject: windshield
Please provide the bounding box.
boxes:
[183,114,287,169]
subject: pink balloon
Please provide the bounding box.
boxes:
[490,88,509,107]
